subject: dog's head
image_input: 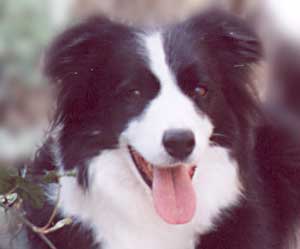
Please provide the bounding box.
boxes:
[45,9,261,225]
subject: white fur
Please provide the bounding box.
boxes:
[51,124,64,169]
[193,146,242,234]
[122,32,213,166]
[56,145,241,249]
[54,32,242,249]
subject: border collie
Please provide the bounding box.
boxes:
[25,9,300,249]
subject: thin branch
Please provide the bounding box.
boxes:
[39,185,61,231]
[0,202,58,249]
[0,169,75,249]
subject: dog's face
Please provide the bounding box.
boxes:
[46,10,261,226]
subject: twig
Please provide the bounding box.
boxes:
[6,186,18,195]
[0,202,58,249]
[0,169,75,249]
[38,185,61,231]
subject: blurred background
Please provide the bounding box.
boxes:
[0,0,299,248]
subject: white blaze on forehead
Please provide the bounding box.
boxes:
[120,32,214,165]
[144,32,175,87]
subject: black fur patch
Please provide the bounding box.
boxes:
[25,9,300,249]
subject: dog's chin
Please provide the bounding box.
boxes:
[128,145,197,225]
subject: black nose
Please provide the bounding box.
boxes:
[163,129,195,160]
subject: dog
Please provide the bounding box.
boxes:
[25,9,300,249]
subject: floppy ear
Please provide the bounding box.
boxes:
[188,9,262,66]
[44,17,133,88]
[43,18,136,183]
[186,9,263,126]
[43,17,133,124]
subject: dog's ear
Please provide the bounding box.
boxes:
[43,17,134,124]
[44,17,131,85]
[185,9,263,125]
[187,9,262,65]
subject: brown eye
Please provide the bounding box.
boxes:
[194,85,208,97]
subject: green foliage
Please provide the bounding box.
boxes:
[16,177,45,209]
[0,166,75,209]
[0,166,44,208]
[0,167,18,194]
[42,170,60,184]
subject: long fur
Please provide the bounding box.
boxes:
[25,9,300,249]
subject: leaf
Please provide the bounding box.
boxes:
[41,170,60,184]
[64,170,77,178]
[41,170,76,184]
[15,177,45,209]
[0,167,18,194]
[5,193,18,206]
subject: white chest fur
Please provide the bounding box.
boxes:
[54,146,241,249]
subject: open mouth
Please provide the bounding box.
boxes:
[128,145,197,225]
[128,146,154,188]
[128,146,196,188]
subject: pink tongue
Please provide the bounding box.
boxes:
[152,166,196,224]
